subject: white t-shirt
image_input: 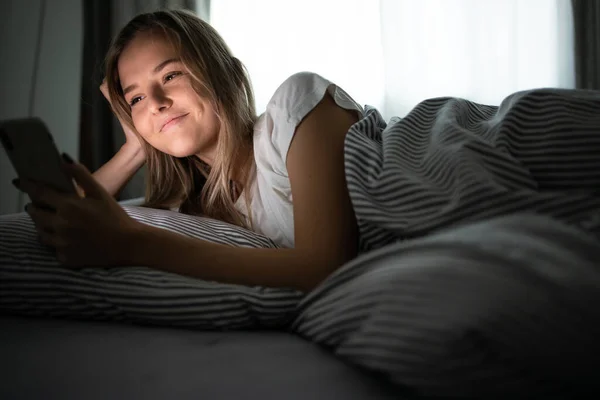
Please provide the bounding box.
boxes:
[235,72,364,248]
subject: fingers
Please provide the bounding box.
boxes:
[74,182,86,198]
[17,178,75,211]
[100,77,109,101]
[36,225,61,248]
[25,203,59,242]
[99,79,131,131]
[26,202,57,228]
[61,154,108,200]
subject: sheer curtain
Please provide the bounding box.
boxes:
[379,0,575,118]
[209,0,384,115]
[209,0,574,121]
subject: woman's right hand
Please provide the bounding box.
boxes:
[100,78,145,153]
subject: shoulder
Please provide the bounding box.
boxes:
[252,71,363,170]
[253,72,335,165]
[266,72,333,119]
[262,71,363,134]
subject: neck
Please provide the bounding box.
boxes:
[195,152,215,168]
[195,144,254,188]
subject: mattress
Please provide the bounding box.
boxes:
[0,316,403,400]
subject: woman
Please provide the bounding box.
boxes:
[14,9,362,292]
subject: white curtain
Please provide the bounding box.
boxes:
[208,0,574,121]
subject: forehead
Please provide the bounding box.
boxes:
[118,32,178,85]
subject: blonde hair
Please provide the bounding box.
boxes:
[104,9,256,228]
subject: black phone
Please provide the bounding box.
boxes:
[0,117,77,195]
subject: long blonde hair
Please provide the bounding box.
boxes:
[104,9,256,228]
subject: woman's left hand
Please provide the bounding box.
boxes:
[16,154,141,268]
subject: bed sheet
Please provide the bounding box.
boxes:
[0,316,404,400]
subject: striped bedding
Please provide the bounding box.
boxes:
[1,87,600,396]
[292,213,600,397]
[344,89,600,251]
[0,207,304,329]
[294,88,600,396]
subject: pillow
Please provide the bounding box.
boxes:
[0,206,304,330]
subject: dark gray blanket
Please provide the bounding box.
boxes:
[343,89,600,251]
[293,213,600,398]
[291,89,600,397]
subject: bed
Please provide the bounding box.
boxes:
[0,315,402,399]
[0,198,406,399]
[2,88,600,398]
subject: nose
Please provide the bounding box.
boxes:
[148,86,172,114]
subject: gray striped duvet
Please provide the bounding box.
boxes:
[295,88,600,396]
[345,89,600,251]
[2,87,600,396]
[293,214,600,397]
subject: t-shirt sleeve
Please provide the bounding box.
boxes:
[264,72,363,167]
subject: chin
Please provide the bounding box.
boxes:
[168,148,197,158]
[167,141,203,159]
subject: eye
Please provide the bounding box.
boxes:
[129,96,143,107]
[164,71,183,83]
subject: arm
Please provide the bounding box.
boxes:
[92,144,145,198]
[124,93,359,292]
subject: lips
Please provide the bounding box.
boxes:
[160,113,189,132]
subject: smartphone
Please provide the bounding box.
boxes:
[0,117,77,194]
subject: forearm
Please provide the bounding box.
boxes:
[123,223,344,292]
[92,144,145,198]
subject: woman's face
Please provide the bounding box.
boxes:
[118,32,220,163]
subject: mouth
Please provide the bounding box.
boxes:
[160,113,189,132]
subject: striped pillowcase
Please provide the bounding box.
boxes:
[0,206,304,329]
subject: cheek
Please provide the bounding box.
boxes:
[205,108,222,138]
[196,100,220,129]
[131,109,151,138]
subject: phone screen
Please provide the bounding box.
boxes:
[0,117,77,195]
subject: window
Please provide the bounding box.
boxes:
[208,0,574,120]
[209,0,384,115]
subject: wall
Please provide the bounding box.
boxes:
[0,0,83,215]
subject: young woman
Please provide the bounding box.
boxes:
[14,9,363,292]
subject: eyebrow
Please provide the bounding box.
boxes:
[122,58,180,96]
